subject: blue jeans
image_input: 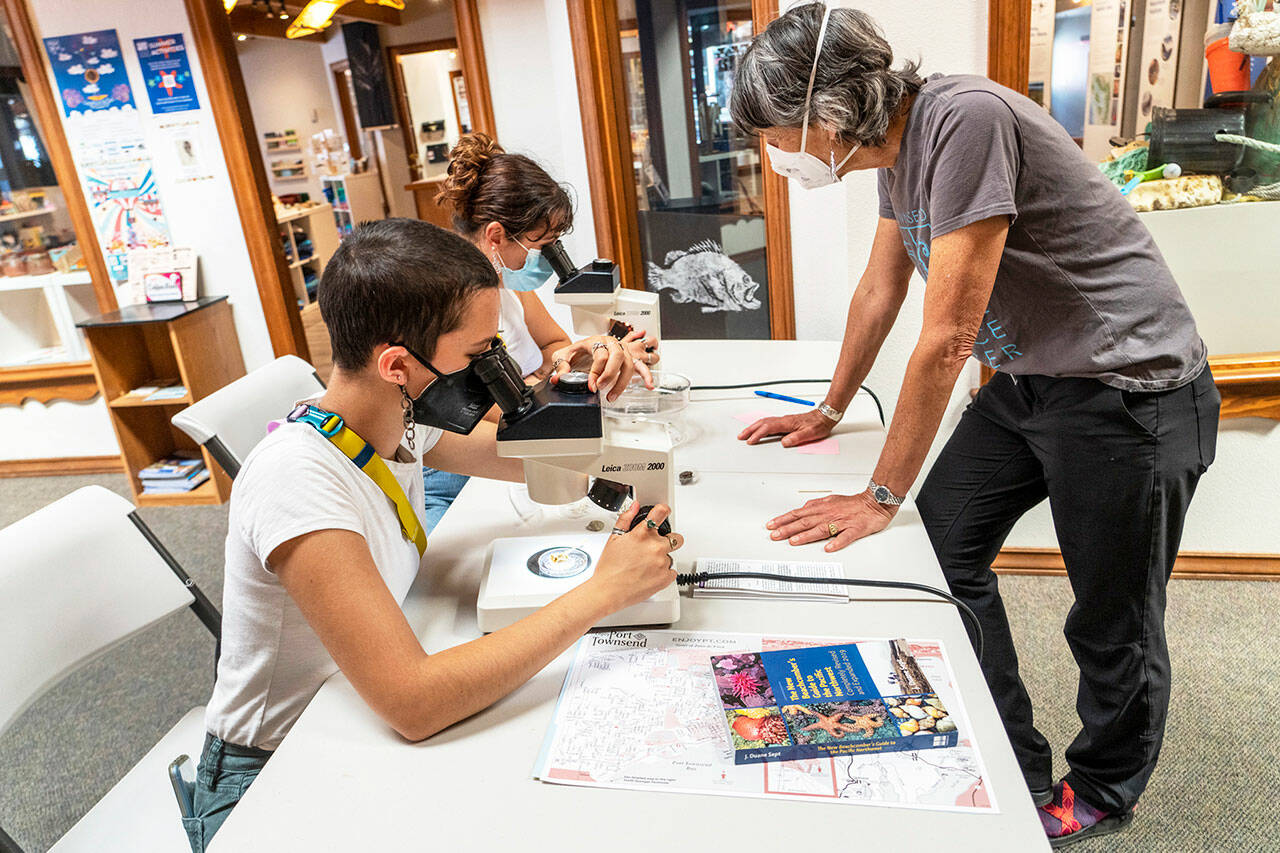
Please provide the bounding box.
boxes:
[422,467,469,534]
[182,734,272,852]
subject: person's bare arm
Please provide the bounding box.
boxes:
[273,503,681,741]
[767,215,1009,551]
[739,217,915,446]
[516,291,571,380]
[421,420,523,482]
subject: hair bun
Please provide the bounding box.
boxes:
[437,132,505,218]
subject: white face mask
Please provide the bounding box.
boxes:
[763,5,859,190]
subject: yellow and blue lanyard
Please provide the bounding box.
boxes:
[287,404,427,558]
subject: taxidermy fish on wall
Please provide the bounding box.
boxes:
[646,241,762,313]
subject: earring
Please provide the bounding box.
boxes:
[400,384,417,452]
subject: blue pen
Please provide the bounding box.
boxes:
[755,390,816,407]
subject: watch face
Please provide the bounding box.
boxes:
[874,485,890,502]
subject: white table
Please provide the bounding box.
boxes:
[211,340,1049,852]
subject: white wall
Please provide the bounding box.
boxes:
[5,0,277,460]
[236,37,340,201]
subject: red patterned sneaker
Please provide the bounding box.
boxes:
[1037,780,1134,849]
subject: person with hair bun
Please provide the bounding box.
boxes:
[421,133,661,530]
[731,3,1216,847]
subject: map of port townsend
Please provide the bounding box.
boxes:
[532,630,998,813]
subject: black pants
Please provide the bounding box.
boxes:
[917,368,1219,814]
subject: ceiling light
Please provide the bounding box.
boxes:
[224,0,238,11]
[287,0,343,37]
[236,33,248,41]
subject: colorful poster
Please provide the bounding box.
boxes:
[133,33,200,114]
[43,29,172,290]
[42,30,133,117]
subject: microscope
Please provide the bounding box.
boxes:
[543,240,662,342]
[447,341,680,633]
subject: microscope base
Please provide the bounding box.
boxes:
[477,533,681,633]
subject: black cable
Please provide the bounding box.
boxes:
[675,570,983,663]
[690,378,885,427]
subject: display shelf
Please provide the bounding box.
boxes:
[108,391,194,408]
[0,269,92,293]
[0,205,57,224]
[277,204,338,307]
[137,477,221,506]
[78,297,243,506]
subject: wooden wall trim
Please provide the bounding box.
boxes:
[987,0,1030,92]
[752,0,796,340]
[0,362,98,406]
[994,547,1280,582]
[0,454,122,478]
[566,0,644,291]
[184,0,308,361]
[2,0,116,314]
[453,0,497,138]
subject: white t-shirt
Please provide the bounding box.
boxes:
[498,288,545,378]
[204,417,442,750]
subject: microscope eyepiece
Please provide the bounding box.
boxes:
[474,339,533,420]
[543,239,577,282]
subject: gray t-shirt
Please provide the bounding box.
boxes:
[877,74,1205,391]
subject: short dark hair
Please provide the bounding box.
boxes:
[318,218,499,370]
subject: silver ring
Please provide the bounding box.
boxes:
[610,526,626,536]
[590,341,609,353]
[646,519,659,530]
[551,357,565,371]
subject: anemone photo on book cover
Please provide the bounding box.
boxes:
[725,707,791,749]
[711,652,775,709]
[782,700,898,746]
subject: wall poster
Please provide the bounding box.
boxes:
[1083,0,1134,160]
[42,29,171,289]
[133,33,200,115]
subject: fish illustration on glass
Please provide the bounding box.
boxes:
[645,240,763,314]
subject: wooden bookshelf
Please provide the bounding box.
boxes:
[78,297,245,505]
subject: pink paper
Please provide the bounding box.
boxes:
[732,410,773,425]
[795,437,840,455]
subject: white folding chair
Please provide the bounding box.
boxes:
[0,486,220,853]
[171,354,325,479]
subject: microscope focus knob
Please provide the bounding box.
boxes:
[629,505,672,537]
[556,370,593,394]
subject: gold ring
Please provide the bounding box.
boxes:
[827,521,838,538]
[668,535,679,550]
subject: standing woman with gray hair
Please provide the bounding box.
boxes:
[732,3,1218,848]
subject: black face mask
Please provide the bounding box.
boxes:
[397,337,530,435]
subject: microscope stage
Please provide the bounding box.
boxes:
[477,533,680,633]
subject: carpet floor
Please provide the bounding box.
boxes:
[1,473,1274,851]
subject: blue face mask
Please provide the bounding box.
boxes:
[498,237,556,292]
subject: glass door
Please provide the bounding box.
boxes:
[612,0,785,339]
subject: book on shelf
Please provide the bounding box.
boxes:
[712,638,959,765]
[138,453,204,481]
[142,468,210,494]
[145,384,188,401]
